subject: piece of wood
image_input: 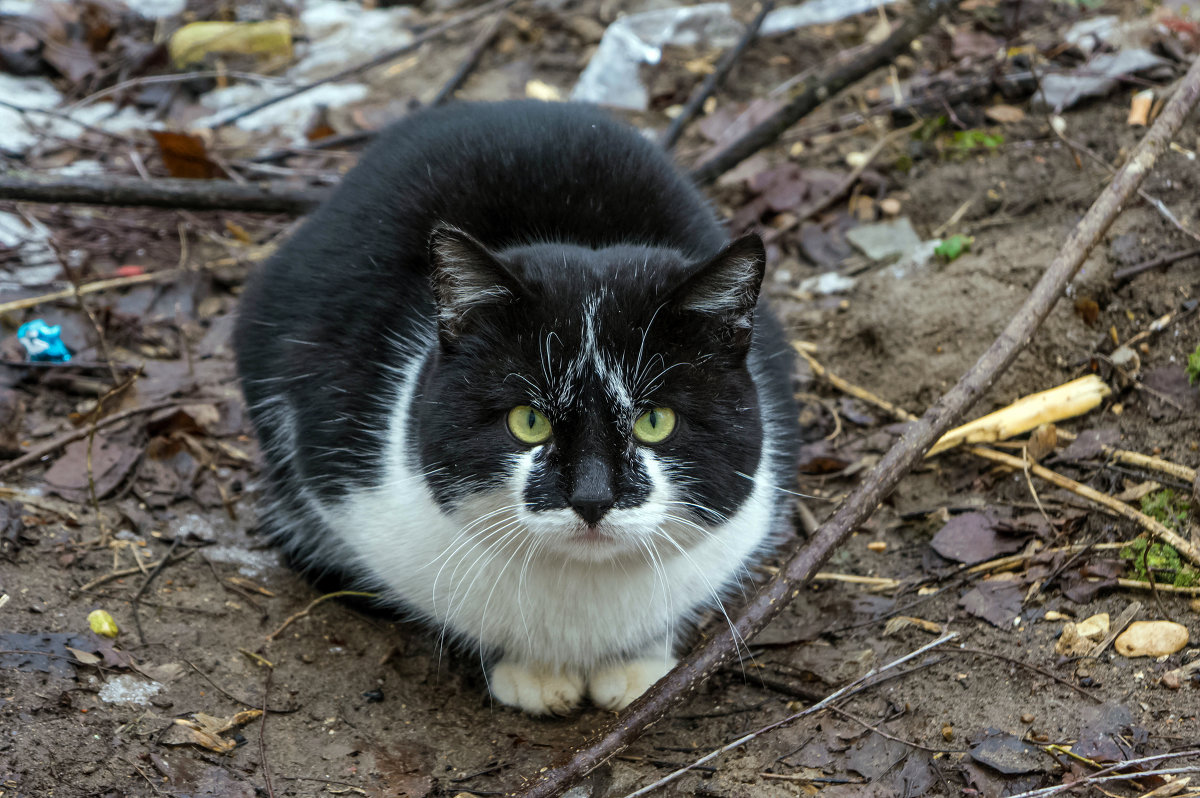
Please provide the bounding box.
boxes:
[690,0,958,185]
[0,173,327,213]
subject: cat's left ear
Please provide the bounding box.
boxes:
[671,234,766,351]
[428,225,521,340]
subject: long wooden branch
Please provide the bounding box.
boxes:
[0,173,328,213]
[690,0,959,185]
[510,53,1200,798]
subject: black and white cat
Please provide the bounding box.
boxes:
[234,100,799,714]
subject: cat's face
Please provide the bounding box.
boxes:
[412,229,768,563]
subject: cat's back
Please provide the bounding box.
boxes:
[303,100,724,259]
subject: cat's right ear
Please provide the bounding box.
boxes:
[428,226,519,340]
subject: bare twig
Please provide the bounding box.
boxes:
[265,590,378,642]
[0,173,327,213]
[431,9,508,107]
[970,447,1200,568]
[260,666,276,798]
[690,0,959,185]
[0,399,192,479]
[212,0,517,128]
[510,51,1200,798]
[619,634,958,797]
[1112,246,1200,282]
[660,1,775,151]
[131,537,183,646]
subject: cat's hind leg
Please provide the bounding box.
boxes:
[587,647,676,711]
[490,660,585,715]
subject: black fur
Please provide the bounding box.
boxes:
[235,100,798,559]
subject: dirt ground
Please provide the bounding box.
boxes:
[1,1,1199,797]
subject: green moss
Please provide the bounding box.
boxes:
[1140,489,1191,529]
[1120,536,1199,588]
[1187,343,1200,385]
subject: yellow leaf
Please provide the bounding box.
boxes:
[88,609,119,638]
[169,20,293,69]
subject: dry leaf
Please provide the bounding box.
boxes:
[150,131,224,180]
[985,104,1025,124]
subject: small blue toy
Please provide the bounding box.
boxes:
[17,319,72,363]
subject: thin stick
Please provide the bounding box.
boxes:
[259,666,276,798]
[72,550,195,594]
[1116,578,1200,595]
[659,1,775,151]
[0,399,190,479]
[793,344,916,421]
[1112,246,1200,282]
[213,0,516,128]
[510,50,1200,798]
[0,173,327,214]
[619,634,958,798]
[430,9,508,107]
[690,0,958,185]
[970,447,1200,568]
[1056,430,1196,483]
[131,538,183,646]
[948,647,1101,703]
[265,590,377,641]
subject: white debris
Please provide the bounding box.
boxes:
[122,0,186,19]
[0,74,64,153]
[1063,15,1119,56]
[1034,49,1169,110]
[798,271,856,295]
[193,82,369,141]
[0,212,62,289]
[205,545,281,578]
[295,0,417,81]
[571,3,742,110]
[99,675,163,705]
[761,0,899,37]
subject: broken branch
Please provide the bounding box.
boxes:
[690,0,959,185]
[659,1,775,151]
[0,173,327,213]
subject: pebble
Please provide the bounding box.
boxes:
[1114,621,1190,658]
[1055,613,1108,656]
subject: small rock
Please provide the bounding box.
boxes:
[845,217,922,261]
[880,197,902,216]
[867,541,887,553]
[1189,598,1200,614]
[1020,713,1035,724]
[1114,621,1189,658]
[1111,345,1141,377]
[1055,613,1109,656]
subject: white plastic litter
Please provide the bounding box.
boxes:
[99,675,164,705]
[295,0,416,81]
[122,0,187,19]
[571,3,742,110]
[1034,49,1169,111]
[0,212,62,289]
[760,0,899,37]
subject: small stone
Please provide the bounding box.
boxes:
[880,197,902,216]
[845,217,923,261]
[1114,621,1190,658]
[1020,713,1035,724]
[867,541,887,553]
[1190,599,1200,613]
[941,723,953,741]
[1076,613,1110,640]
[1044,610,1070,621]
[1055,613,1108,657]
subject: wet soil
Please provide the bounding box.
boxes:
[1,1,1198,797]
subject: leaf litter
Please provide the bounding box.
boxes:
[1,0,1199,796]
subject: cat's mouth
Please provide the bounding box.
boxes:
[574,525,614,544]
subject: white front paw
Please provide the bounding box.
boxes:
[588,656,676,711]
[490,660,584,715]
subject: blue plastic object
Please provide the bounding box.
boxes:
[17,319,72,363]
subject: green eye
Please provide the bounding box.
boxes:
[632,407,676,444]
[507,405,552,445]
